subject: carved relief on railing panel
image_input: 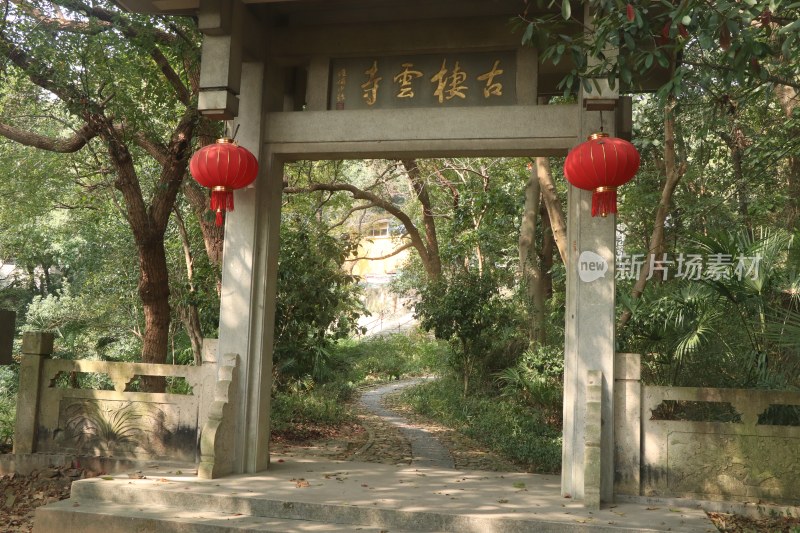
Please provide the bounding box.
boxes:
[56,399,175,458]
[642,386,800,504]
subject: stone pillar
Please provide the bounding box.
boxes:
[562,88,618,502]
[306,56,330,111]
[614,353,641,496]
[13,332,54,454]
[217,57,282,474]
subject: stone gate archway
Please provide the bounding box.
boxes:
[122,0,636,505]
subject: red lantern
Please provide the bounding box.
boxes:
[563,132,640,217]
[189,138,259,226]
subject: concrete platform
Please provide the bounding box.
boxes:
[34,456,717,532]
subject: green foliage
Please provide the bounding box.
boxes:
[495,345,563,424]
[273,215,366,384]
[400,377,562,473]
[271,381,354,433]
[620,228,800,388]
[0,394,15,453]
[414,270,527,394]
[332,331,448,383]
[521,0,800,98]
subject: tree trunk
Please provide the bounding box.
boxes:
[519,164,547,345]
[138,237,170,391]
[536,157,568,266]
[774,85,800,230]
[183,180,225,268]
[402,159,442,279]
[618,95,685,330]
[539,203,555,298]
[174,207,204,366]
[718,112,751,234]
[179,306,204,366]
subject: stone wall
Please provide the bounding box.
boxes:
[614,353,800,505]
[14,333,217,464]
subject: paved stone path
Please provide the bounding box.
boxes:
[359,378,455,469]
[272,378,522,472]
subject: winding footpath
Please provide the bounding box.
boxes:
[358,378,455,469]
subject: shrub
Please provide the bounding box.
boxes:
[271,379,354,433]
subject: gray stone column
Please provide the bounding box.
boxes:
[217,59,282,474]
[13,332,54,454]
[561,91,617,502]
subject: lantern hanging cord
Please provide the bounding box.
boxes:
[599,110,604,133]
[222,122,241,141]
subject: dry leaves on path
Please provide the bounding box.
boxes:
[1,466,93,532]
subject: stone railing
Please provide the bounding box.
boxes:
[14,333,220,464]
[614,353,800,505]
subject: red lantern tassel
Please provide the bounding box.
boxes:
[211,187,233,226]
[592,187,617,217]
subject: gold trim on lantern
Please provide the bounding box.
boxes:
[589,132,610,141]
[216,137,235,144]
[212,186,230,192]
[595,186,617,193]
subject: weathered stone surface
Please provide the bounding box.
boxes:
[667,432,800,501]
[21,332,53,356]
[16,355,214,464]
[614,353,641,496]
[640,385,800,504]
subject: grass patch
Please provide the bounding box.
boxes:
[398,377,562,473]
[330,330,448,383]
[271,382,355,433]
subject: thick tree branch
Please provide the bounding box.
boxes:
[618,95,685,329]
[401,159,442,278]
[346,242,413,262]
[284,181,437,278]
[150,106,197,231]
[533,157,568,266]
[61,0,191,105]
[327,202,377,231]
[129,128,170,165]
[56,1,177,44]
[182,179,223,266]
[10,0,111,35]
[0,33,87,108]
[0,120,98,152]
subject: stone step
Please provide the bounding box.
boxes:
[38,474,706,533]
[35,499,414,532]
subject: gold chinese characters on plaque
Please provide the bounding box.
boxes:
[330,52,515,110]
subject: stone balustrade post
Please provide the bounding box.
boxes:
[584,370,603,510]
[13,332,54,454]
[614,353,642,496]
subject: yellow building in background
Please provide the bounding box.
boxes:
[346,219,410,282]
[345,219,411,318]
